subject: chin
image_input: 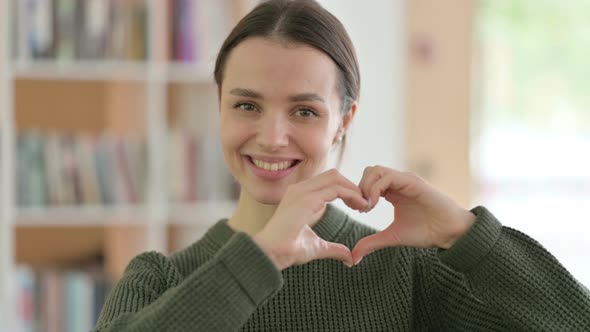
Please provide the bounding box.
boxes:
[249,188,286,205]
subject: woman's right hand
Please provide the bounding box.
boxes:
[253,169,369,271]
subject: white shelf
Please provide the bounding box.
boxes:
[11,60,215,83]
[14,201,236,226]
[0,0,16,328]
[12,60,150,81]
[166,62,215,83]
[16,205,149,226]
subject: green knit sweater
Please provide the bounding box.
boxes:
[93,204,590,331]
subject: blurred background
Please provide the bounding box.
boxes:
[1,0,588,331]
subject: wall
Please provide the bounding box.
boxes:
[318,0,405,230]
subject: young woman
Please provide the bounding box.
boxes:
[94,0,590,331]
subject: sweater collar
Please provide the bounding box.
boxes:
[204,203,349,251]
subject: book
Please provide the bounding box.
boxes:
[76,0,110,59]
[15,266,36,332]
[55,0,77,61]
[65,271,94,332]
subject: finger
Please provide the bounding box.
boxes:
[367,170,421,206]
[366,173,393,210]
[302,169,363,199]
[315,240,353,267]
[358,166,389,209]
[314,184,369,211]
[299,185,367,223]
[358,166,378,199]
[351,230,401,265]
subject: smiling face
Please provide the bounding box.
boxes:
[219,37,353,205]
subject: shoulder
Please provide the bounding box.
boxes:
[168,229,223,277]
[123,251,183,290]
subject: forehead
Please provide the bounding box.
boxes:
[222,37,339,100]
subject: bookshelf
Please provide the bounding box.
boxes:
[1,0,253,331]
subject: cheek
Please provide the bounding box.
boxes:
[219,116,249,154]
[300,127,334,160]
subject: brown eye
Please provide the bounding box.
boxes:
[295,108,318,118]
[233,102,257,112]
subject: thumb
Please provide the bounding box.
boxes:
[352,230,401,265]
[315,240,354,267]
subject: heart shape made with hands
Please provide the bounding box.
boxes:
[344,166,476,266]
[254,166,476,270]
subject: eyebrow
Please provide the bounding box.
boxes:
[229,88,326,103]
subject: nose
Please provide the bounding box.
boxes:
[256,112,289,151]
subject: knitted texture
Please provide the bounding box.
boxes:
[94,205,590,331]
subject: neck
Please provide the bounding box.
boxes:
[227,190,278,236]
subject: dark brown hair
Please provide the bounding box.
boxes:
[214,0,360,166]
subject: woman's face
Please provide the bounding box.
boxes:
[219,37,352,205]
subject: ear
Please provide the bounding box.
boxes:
[337,101,357,139]
[341,101,357,133]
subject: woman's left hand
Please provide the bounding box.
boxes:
[351,166,476,265]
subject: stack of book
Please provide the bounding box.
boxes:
[17,131,148,207]
[16,130,238,207]
[12,0,235,63]
[16,265,111,332]
[13,0,147,61]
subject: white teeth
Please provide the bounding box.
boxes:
[252,158,294,171]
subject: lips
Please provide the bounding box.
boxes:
[244,155,301,180]
[251,158,297,171]
[247,155,300,169]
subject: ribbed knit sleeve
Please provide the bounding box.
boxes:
[93,232,283,332]
[434,206,590,331]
